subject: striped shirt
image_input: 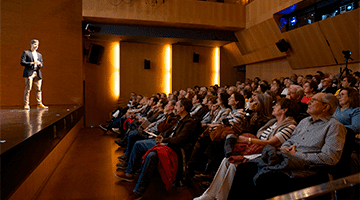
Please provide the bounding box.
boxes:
[259,123,296,144]
[146,113,167,133]
[226,108,245,124]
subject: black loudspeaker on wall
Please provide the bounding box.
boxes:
[276,39,291,52]
[144,59,150,69]
[88,44,104,65]
[193,53,199,63]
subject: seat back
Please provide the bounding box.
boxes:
[331,127,356,179]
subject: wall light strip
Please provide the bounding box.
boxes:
[214,47,220,86]
[164,45,172,95]
[112,42,120,98]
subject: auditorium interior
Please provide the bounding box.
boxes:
[1,0,359,200]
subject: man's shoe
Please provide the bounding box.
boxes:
[116,161,128,170]
[118,155,127,162]
[115,173,135,182]
[122,192,143,200]
[99,124,108,133]
[112,128,121,134]
[37,103,48,109]
[115,139,127,147]
[24,104,30,110]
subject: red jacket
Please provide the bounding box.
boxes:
[142,144,178,190]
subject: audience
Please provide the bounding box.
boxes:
[194,98,298,200]
[227,93,346,199]
[191,94,209,122]
[118,98,196,200]
[108,70,359,200]
[300,80,317,103]
[116,100,176,170]
[333,88,360,134]
[280,77,291,97]
[320,77,337,94]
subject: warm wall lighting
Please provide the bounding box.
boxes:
[164,45,172,95]
[213,47,220,86]
[111,42,120,99]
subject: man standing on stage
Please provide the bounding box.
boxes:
[21,39,48,110]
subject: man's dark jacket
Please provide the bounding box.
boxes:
[21,50,43,79]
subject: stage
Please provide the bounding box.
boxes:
[0,105,84,200]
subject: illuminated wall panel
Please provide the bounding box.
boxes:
[164,45,172,95]
[213,47,220,86]
[110,42,120,99]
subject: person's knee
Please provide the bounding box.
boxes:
[133,141,140,149]
[148,151,157,158]
[129,130,138,138]
[146,151,158,162]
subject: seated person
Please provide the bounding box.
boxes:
[203,93,231,129]
[190,93,272,176]
[287,84,309,123]
[335,75,358,96]
[190,94,206,120]
[127,92,139,108]
[138,96,159,118]
[117,98,196,200]
[223,92,246,126]
[99,107,136,134]
[200,95,218,125]
[194,98,298,200]
[117,100,176,169]
[320,77,337,94]
[300,80,317,104]
[141,98,167,123]
[227,93,346,200]
[333,88,360,134]
[280,77,291,97]
[106,96,148,134]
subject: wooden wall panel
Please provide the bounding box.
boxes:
[220,45,246,86]
[232,18,286,65]
[283,23,337,69]
[83,0,245,30]
[172,45,215,91]
[1,0,83,106]
[120,42,168,98]
[241,45,286,64]
[318,9,359,65]
[238,1,359,70]
[235,18,283,54]
[221,42,244,67]
[84,41,120,127]
[246,0,302,28]
[246,58,360,82]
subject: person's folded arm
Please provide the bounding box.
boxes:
[294,123,346,165]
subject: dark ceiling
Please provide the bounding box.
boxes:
[83,22,238,47]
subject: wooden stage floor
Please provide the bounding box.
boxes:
[0,105,197,200]
[0,105,81,154]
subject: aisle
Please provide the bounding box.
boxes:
[34,128,195,200]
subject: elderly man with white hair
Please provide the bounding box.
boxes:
[225,93,347,200]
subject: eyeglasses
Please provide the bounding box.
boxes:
[309,98,327,105]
